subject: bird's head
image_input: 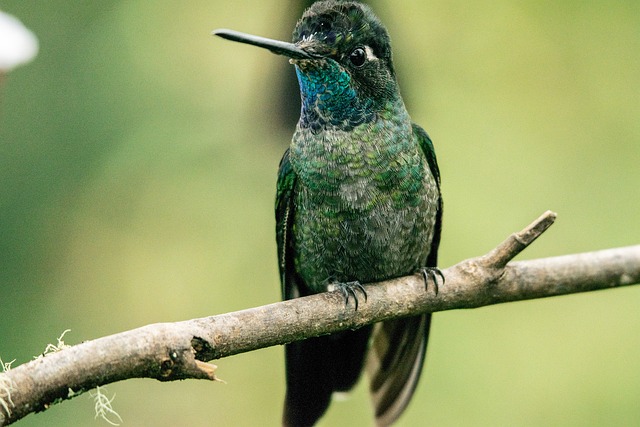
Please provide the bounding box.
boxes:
[215,1,401,132]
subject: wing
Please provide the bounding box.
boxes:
[413,123,442,267]
[367,123,443,426]
[275,148,298,300]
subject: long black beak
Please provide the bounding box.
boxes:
[213,29,319,60]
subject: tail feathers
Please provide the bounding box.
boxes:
[282,336,332,427]
[283,326,373,426]
[367,314,431,427]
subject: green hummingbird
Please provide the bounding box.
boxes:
[215,1,442,425]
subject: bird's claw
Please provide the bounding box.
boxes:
[329,281,367,310]
[419,267,445,295]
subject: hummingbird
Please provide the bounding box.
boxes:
[214,1,442,425]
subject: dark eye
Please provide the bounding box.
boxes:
[349,47,366,67]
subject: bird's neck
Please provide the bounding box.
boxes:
[295,62,400,133]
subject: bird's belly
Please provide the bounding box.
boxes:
[293,190,436,293]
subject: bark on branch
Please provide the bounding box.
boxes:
[1,211,639,425]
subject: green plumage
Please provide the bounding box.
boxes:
[284,102,439,293]
[216,1,442,425]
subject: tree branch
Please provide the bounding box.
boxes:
[1,211,639,425]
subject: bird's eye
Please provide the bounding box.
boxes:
[349,47,366,67]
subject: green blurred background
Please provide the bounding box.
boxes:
[1,1,639,426]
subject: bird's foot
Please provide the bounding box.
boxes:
[418,267,445,295]
[328,281,367,310]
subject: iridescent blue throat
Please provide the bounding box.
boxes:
[295,60,375,133]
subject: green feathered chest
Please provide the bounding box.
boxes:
[289,116,439,292]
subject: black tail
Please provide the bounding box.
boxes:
[283,326,373,426]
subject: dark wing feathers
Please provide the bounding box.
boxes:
[275,148,298,300]
[413,123,443,268]
[413,123,441,187]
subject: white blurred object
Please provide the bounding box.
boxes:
[0,10,38,71]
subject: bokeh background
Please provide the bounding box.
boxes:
[1,1,639,426]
